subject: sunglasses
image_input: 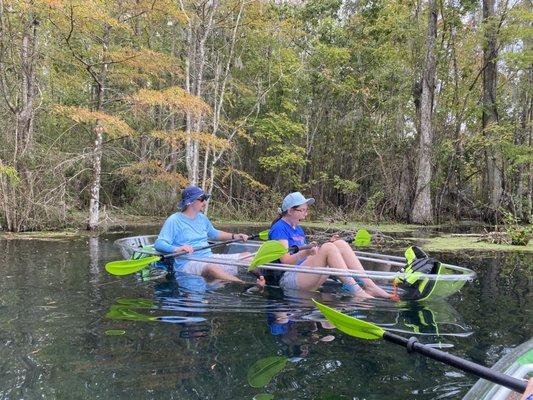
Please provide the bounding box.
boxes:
[292,207,308,212]
[198,195,208,202]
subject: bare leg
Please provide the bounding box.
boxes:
[300,242,373,299]
[202,264,244,282]
[202,261,266,288]
[332,240,391,298]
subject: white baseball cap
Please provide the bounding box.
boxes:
[280,192,315,212]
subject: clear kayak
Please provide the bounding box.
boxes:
[114,235,476,301]
[463,338,532,400]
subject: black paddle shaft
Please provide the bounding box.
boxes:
[383,331,527,394]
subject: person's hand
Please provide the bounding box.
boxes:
[330,234,341,242]
[256,275,266,289]
[175,245,194,254]
[520,377,533,400]
[234,233,248,241]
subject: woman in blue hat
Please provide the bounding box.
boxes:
[155,185,263,285]
[268,192,390,298]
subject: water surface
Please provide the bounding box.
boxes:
[0,227,530,399]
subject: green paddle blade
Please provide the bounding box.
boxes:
[353,229,372,247]
[247,356,288,388]
[105,306,157,322]
[257,230,269,241]
[115,298,156,308]
[248,240,288,271]
[313,299,385,340]
[104,255,160,276]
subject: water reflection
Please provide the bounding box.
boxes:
[105,275,472,348]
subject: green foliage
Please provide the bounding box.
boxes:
[0,165,20,185]
[502,212,532,246]
[363,191,385,221]
[253,112,306,188]
[333,176,359,195]
[0,0,531,231]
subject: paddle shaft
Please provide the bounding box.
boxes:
[290,244,405,267]
[383,331,527,394]
[155,234,260,260]
[186,253,401,280]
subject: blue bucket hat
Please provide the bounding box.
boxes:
[179,186,210,209]
[280,192,315,213]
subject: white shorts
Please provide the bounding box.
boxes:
[182,253,243,276]
[279,271,299,290]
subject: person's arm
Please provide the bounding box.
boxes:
[278,241,316,264]
[217,230,248,241]
[204,215,248,241]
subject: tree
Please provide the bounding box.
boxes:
[0,0,41,231]
[482,0,503,217]
[411,0,437,224]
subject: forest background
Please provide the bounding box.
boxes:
[0,0,531,233]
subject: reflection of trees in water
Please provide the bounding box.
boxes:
[461,251,531,366]
[88,236,100,284]
[1,237,111,397]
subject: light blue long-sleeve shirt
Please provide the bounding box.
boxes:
[154,212,220,270]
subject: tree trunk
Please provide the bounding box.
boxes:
[181,1,217,185]
[482,0,503,216]
[205,1,244,210]
[515,33,532,221]
[0,3,39,232]
[182,11,196,184]
[87,121,104,230]
[395,154,412,221]
[87,29,109,231]
[16,17,38,156]
[411,0,437,224]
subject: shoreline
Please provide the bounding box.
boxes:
[1,215,530,253]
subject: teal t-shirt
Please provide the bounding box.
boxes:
[154,212,220,270]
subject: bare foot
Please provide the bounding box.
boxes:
[341,282,374,299]
[256,275,266,288]
[355,290,374,299]
[364,283,392,299]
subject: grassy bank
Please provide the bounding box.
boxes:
[1,213,530,253]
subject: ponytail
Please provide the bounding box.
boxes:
[271,208,287,227]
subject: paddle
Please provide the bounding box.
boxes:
[247,228,372,272]
[313,300,527,394]
[247,240,315,271]
[254,228,373,247]
[105,230,270,276]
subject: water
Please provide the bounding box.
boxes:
[0,227,531,399]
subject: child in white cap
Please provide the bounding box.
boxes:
[268,192,390,298]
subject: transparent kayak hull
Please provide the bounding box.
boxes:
[114,235,476,300]
[463,338,533,400]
